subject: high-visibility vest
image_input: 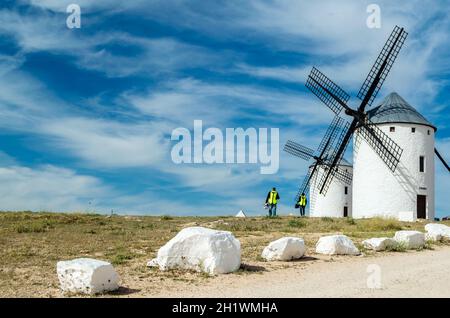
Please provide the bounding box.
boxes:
[268,191,278,204]
[299,195,307,206]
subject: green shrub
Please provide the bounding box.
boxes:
[288,219,306,228]
[15,220,53,233]
[346,217,356,225]
[386,242,407,252]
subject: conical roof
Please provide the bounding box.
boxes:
[235,210,246,218]
[367,92,436,131]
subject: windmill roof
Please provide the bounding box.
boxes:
[367,92,436,131]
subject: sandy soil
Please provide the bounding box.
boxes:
[142,246,450,298]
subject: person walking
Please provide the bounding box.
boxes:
[265,187,280,217]
[297,193,307,217]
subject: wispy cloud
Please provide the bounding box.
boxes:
[0,164,108,212]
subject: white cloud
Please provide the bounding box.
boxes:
[125,77,335,129]
[0,69,170,168]
[0,9,220,78]
[27,0,147,13]
[0,164,108,212]
[40,117,168,168]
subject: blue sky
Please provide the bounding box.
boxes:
[0,0,449,216]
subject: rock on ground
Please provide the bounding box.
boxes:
[315,235,360,255]
[362,237,395,251]
[394,231,425,249]
[425,232,442,242]
[146,258,158,267]
[425,223,450,240]
[262,237,305,261]
[156,227,241,275]
[56,258,119,295]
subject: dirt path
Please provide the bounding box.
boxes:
[149,246,450,298]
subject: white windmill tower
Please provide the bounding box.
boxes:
[352,92,437,220]
[284,117,353,217]
[309,157,352,218]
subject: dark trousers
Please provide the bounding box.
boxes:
[299,205,306,216]
[268,204,277,217]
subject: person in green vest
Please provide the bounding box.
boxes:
[298,193,307,217]
[265,187,280,217]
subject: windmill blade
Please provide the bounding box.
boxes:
[295,171,311,203]
[317,165,336,195]
[306,67,351,115]
[357,26,408,109]
[295,162,319,203]
[435,148,450,172]
[317,115,344,156]
[358,119,403,172]
[317,120,353,195]
[284,140,315,161]
[333,166,353,185]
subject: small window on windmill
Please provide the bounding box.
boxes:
[419,156,425,172]
[427,130,430,135]
[390,127,395,132]
[345,186,348,195]
[411,127,416,133]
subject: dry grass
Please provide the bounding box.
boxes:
[0,211,448,297]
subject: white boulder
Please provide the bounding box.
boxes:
[393,231,425,249]
[315,235,360,255]
[362,237,395,251]
[425,223,450,240]
[425,232,442,242]
[56,258,119,295]
[156,227,241,275]
[262,237,305,261]
[146,258,158,267]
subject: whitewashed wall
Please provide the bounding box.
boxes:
[309,164,353,217]
[352,123,435,220]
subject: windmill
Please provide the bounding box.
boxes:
[305,26,408,195]
[284,115,352,204]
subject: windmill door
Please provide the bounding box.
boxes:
[417,195,426,219]
[343,206,348,217]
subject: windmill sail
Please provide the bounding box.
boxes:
[284,141,315,160]
[306,67,350,115]
[317,115,344,155]
[435,148,450,172]
[295,168,313,201]
[357,26,408,109]
[317,120,352,194]
[331,165,353,185]
[358,118,403,172]
[285,116,346,202]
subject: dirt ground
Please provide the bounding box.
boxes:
[146,246,450,298]
[0,212,449,298]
